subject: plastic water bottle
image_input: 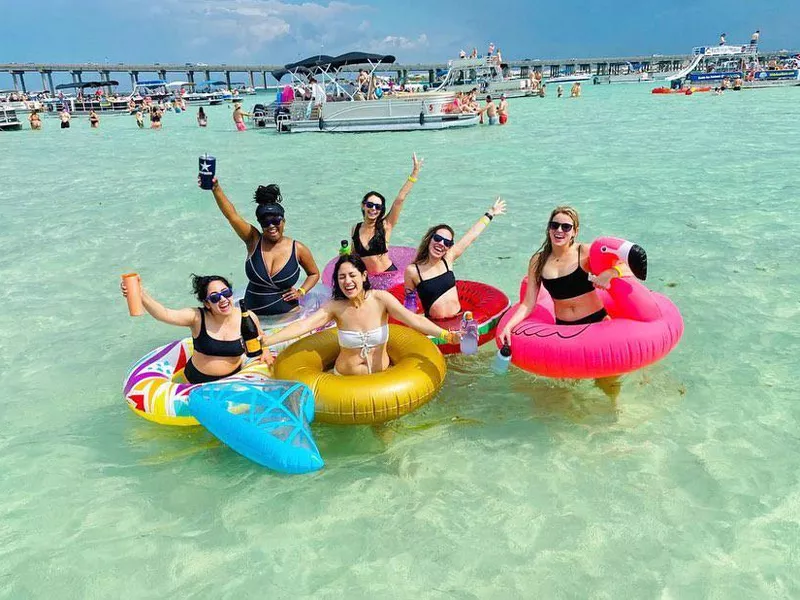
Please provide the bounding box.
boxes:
[339,239,351,256]
[460,311,479,355]
[403,289,418,312]
[492,343,512,374]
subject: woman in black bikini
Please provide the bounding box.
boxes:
[206,178,320,317]
[351,154,422,274]
[120,274,267,383]
[404,197,506,319]
[498,206,627,397]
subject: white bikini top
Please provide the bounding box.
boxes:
[337,325,389,359]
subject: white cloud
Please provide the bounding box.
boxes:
[368,34,429,51]
[153,0,370,57]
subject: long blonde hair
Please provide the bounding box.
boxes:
[532,206,580,283]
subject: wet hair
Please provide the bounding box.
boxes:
[414,224,455,265]
[532,206,580,284]
[254,184,285,227]
[331,255,371,300]
[190,274,233,303]
[360,190,388,249]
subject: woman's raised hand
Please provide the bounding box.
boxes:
[411,153,424,174]
[197,176,219,190]
[489,197,507,217]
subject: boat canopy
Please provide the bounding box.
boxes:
[55,80,120,90]
[135,80,168,86]
[196,80,228,87]
[272,52,396,80]
[165,81,193,88]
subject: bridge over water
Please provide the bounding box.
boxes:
[1,50,795,93]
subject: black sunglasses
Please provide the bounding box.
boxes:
[362,201,383,211]
[205,287,233,304]
[549,221,574,232]
[432,233,454,247]
[261,216,284,227]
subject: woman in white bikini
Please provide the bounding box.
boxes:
[261,255,459,375]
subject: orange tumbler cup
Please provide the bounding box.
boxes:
[121,273,144,316]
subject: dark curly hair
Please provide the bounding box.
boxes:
[190,274,233,303]
[254,184,285,227]
[331,255,371,300]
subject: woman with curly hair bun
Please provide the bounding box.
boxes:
[120,274,268,383]
[204,178,320,316]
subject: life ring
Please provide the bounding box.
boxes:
[321,246,416,291]
[387,280,510,355]
[272,325,446,424]
[497,237,683,378]
[123,338,271,426]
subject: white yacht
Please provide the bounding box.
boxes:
[434,57,532,98]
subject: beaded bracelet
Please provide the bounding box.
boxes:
[297,287,307,296]
[408,175,418,183]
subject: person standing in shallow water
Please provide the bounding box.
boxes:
[205,179,321,316]
[197,107,207,127]
[499,206,628,399]
[351,154,423,274]
[233,101,250,131]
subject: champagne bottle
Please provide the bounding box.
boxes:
[239,300,263,358]
[339,239,351,256]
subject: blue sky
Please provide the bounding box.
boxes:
[1,0,798,88]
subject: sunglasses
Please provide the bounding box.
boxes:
[362,201,383,211]
[205,287,233,304]
[432,233,454,247]
[260,216,284,227]
[549,221,574,233]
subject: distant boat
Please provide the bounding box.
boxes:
[0,107,23,131]
[434,56,533,98]
[545,72,592,84]
[666,43,800,89]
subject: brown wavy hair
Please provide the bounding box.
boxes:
[532,206,580,283]
[413,224,455,264]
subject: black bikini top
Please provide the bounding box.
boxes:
[193,309,244,357]
[415,260,456,316]
[352,222,387,257]
[540,247,595,300]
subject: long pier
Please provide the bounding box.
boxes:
[1,50,796,93]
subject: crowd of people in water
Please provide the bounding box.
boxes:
[120,153,625,397]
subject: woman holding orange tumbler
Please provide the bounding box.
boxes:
[120,274,270,383]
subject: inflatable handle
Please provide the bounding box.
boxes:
[589,237,647,280]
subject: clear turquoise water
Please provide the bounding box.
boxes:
[2,86,799,598]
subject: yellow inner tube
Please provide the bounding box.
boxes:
[273,325,447,425]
